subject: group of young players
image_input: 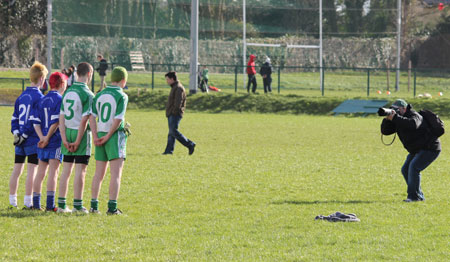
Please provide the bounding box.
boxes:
[9,61,129,215]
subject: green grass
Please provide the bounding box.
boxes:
[0,107,449,261]
[1,68,450,104]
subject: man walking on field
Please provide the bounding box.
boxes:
[162,71,196,155]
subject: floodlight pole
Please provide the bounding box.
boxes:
[46,0,52,74]
[243,0,247,90]
[189,0,199,94]
[319,0,323,93]
[396,0,401,91]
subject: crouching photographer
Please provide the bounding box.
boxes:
[380,99,441,202]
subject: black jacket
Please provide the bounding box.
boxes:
[381,105,441,154]
[96,59,108,76]
[259,62,273,79]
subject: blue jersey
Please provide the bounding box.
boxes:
[31,91,62,149]
[11,87,44,147]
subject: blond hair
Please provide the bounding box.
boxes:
[30,61,48,84]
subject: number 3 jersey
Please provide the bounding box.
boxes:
[11,87,44,147]
[30,91,62,149]
[60,82,94,130]
[91,86,128,133]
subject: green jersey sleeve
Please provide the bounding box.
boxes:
[81,91,94,117]
[114,93,128,120]
[60,94,66,115]
[91,94,99,117]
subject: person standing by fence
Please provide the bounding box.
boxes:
[199,66,209,93]
[247,54,257,93]
[96,55,108,92]
[260,57,273,93]
[67,65,77,88]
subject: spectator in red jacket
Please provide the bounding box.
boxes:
[246,54,257,93]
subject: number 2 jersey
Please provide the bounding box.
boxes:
[91,85,128,133]
[60,82,94,130]
[30,90,62,149]
[11,87,44,147]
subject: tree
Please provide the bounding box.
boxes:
[324,0,339,35]
[0,0,46,36]
[344,0,365,36]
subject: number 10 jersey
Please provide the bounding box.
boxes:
[92,85,128,133]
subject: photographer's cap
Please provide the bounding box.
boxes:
[392,99,407,108]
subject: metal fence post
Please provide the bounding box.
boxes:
[234,66,238,93]
[414,69,417,97]
[367,69,370,97]
[277,66,281,94]
[322,67,325,96]
[91,72,95,92]
[151,64,155,90]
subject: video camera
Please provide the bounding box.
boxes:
[377,107,399,116]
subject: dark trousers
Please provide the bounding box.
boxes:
[401,150,440,200]
[247,74,257,93]
[164,115,194,154]
[263,77,272,93]
[200,79,208,92]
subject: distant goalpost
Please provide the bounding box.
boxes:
[242,0,403,93]
[242,0,323,92]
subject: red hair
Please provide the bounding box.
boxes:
[49,72,68,90]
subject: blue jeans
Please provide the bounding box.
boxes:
[164,115,194,154]
[401,150,440,200]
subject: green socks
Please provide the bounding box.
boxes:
[90,199,99,211]
[73,199,83,210]
[57,197,66,209]
[58,198,117,211]
[108,200,117,212]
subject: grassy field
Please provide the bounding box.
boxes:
[1,68,449,105]
[0,107,449,261]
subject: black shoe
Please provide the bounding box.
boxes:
[162,152,172,155]
[403,198,423,203]
[189,144,196,155]
[107,208,122,215]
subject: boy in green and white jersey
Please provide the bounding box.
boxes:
[58,62,95,214]
[89,66,128,215]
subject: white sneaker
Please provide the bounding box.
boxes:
[57,207,72,213]
[89,208,101,214]
[72,206,89,214]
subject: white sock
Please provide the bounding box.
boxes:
[24,195,32,208]
[9,194,17,207]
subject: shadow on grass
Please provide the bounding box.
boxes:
[271,200,381,205]
[0,209,54,218]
